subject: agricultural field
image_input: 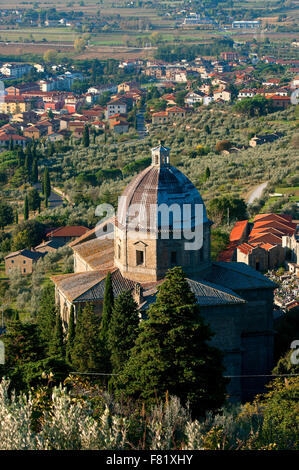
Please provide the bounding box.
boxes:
[0,0,298,59]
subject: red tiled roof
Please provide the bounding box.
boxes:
[237,242,256,255]
[47,225,89,238]
[229,220,248,242]
[249,232,283,245]
[254,213,290,220]
[267,95,290,100]
[0,134,26,141]
[217,241,238,262]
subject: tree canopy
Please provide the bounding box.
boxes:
[114,267,227,417]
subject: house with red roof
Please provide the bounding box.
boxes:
[219,213,296,271]
[267,95,291,109]
[46,226,89,245]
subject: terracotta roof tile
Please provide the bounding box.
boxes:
[47,225,89,238]
[229,220,248,242]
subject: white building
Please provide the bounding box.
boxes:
[184,92,204,106]
[34,64,45,73]
[174,71,187,83]
[238,89,256,100]
[232,20,260,29]
[0,63,33,78]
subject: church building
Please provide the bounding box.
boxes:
[52,144,276,402]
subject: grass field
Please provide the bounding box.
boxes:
[0,0,297,59]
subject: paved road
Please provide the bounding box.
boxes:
[34,183,64,209]
[247,182,268,205]
[136,108,148,137]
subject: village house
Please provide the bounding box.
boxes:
[184,92,204,106]
[152,107,186,125]
[0,133,27,149]
[46,226,89,246]
[105,98,129,119]
[237,242,285,271]
[6,83,40,96]
[34,239,63,254]
[249,133,281,147]
[213,89,231,102]
[5,249,44,275]
[219,214,297,271]
[267,95,291,109]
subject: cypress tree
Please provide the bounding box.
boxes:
[24,195,29,221]
[82,125,90,147]
[15,210,18,225]
[66,305,75,364]
[49,313,65,358]
[205,166,210,180]
[32,158,38,184]
[43,167,51,199]
[100,272,114,339]
[24,155,31,182]
[114,267,228,418]
[37,285,57,353]
[72,304,102,372]
[17,148,25,167]
[98,272,114,371]
[108,290,139,374]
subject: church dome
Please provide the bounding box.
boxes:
[117,144,209,233]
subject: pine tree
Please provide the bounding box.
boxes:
[82,125,90,147]
[49,313,65,358]
[43,167,51,199]
[72,304,102,372]
[98,272,114,371]
[108,290,139,374]
[66,305,75,364]
[3,319,44,370]
[24,195,29,221]
[114,267,227,417]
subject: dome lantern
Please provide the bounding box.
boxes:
[151,142,170,167]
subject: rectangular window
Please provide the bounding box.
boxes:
[136,250,144,266]
[171,251,177,264]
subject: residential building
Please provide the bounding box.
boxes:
[46,226,89,245]
[0,96,30,114]
[5,249,44,275]
[232,20,260,29]
[0,63,33,78]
